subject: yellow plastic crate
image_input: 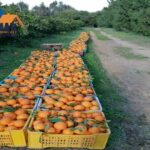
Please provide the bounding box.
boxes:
[0,112,32,147]
[28,113,110,149]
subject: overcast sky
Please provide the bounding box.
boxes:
[0,0,109,12]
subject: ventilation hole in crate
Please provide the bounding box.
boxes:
[0,135,13,146]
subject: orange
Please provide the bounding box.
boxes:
[15,109,26,115]
[13,120,25,128]
[63,128,74,135]
[90,106,99,110]
[88,127,100,134]
[74,105,85,111]
[0,125,5,131]
[38,110,50,118]
[18,98,30,105]
[20,87,30,93]
[58,110,68,116]
[54,122,67,131]
[75,118,84,123]
[17,113,29,120]
[44,96,54,104]
[94,115,105,122]
[72,111,82,118]
[74,124,87,135]
[84,96,93,101]
[4,112,16,120]
[0,101,7,107]
[54,101,64,108]
[0,117,12,126]
[34,123,45,131]
[82,101,92,108]
[0,87,8,92]
[66,120,74,127]
[6,99,17,105]
[74,94,84,101]
[46,127,56,133]
[45,89,54,94]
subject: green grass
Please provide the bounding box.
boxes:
[84,39,134,149]
[100,28,150,47]
[0,30,82,80]
[114,46,148,60]
[92,29,109,41]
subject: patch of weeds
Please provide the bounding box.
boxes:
[92,29,109,41]
[114,47,148,60]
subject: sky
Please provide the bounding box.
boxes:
[0,0,109,12]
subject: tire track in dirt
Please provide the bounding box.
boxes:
[100,30,150,58]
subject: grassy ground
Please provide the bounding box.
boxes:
[91,28,109,40]
[100,28,150,47]
[114,46,149,60]
[0,30,82,80]
[84,39,137,149]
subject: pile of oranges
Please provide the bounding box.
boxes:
[0,97,34,109]
[32,33,108,135]
[69,32,89,55]
[0,51,55,111]
[0,50,55,131]
[0,108,29,131]
[44,50,100,112]
[0,50,54,97]
[32,110,106,135]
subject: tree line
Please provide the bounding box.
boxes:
[0,1,98,45]
[97,0,150,36]
[0,0,149,46]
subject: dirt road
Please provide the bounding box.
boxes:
[90,29,150,149]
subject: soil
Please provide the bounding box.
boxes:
[90,29,150,150]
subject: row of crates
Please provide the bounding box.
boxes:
[0,40,110,149]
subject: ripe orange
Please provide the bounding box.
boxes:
[17,113,29,120]
[0,87,8,93]
[66,120,74,127]
[63,128,74,135]
[54,122,67,131]
[34,123,45,131]
[0,117,12,126]
[13,120,25,128]
[74,124,87,135]
[88,127,100,134]
[46,127,56,133]
[45,89,54,94]
[38,110,50,118]
[72,111,82,118]
[74,105,85,111]
[0,101,7,107]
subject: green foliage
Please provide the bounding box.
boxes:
[97,0,150,36]
[0,1,83,45]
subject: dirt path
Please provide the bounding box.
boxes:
[90,31,150,149]
[100,30,150,57]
